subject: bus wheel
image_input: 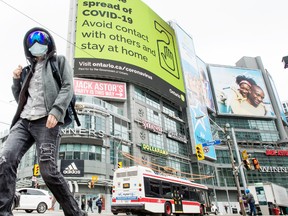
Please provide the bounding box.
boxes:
[163,202,172,216]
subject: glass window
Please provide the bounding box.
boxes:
[66,152,73,160]
[74,144,81,151]
[81,145,89,151]
[149,132,164,149]
[163,103,182,119]
[162,182,172,198]
[182,186,189,200]
[59,144,104,162]
[134,87,146,102]
[134,87,160,109]
[89,152,96,160]
[81,152,89,160]
[167,139,188,156]
[147,108,162,126]
[146,94,160,109]
[149,179,160,196]
[74,152,80,159]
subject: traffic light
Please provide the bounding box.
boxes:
[118,161,122,168]
[195,144,205,161]
[252,158,260,170]
[91,181,95,188]
[33,164,40,176]
[88,181,92,189]
[243,159,252,170]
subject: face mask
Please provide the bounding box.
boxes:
[28,42,48,57]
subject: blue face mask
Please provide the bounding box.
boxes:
[28,42,48,57]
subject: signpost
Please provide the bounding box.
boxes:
[202,139,221,147]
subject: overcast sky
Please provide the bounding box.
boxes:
[1,0,288,131]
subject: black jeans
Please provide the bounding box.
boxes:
[0,118,83,216]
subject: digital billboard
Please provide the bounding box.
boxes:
[209,65,275,118]
[74,0,185,107]
[171,22,216,161]
[197,57,216,112]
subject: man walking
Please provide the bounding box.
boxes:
[96,198,103,214]
[0,27,87,216]
[87,198,93,213]
[245,189,256,216]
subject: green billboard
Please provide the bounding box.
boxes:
[74,0,185,106]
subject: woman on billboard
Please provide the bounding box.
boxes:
[219,75,268,116]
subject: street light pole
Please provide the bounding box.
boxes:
[225,125,246,216]
[231,127,247,190]
[114,138,123,170]
[211,172,218,208]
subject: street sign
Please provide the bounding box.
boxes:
[202,139,221,147]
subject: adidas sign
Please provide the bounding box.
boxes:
[63,162,81,175]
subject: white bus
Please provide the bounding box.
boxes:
[111,165,211,216]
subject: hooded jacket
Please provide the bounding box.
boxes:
[11,27,73,127]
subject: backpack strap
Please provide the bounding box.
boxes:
[50,56,62,87]
[20,66,31,84]
[50,56,81,126]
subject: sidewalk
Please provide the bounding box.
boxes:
[48,210,116,215]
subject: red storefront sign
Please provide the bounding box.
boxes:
[266,149,288,156]
[74,78,126,100]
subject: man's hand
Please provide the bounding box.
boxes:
[46,114,58,128]
[13,65,23,79]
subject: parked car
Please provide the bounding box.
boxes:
[210,204,219,215]
[12,188,52,213]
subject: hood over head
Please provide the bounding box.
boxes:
[23,27,56,64]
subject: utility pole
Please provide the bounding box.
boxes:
[231,127,247,190]
[225,125,246,216]
[211,174,218,207]
[114,138,123,170]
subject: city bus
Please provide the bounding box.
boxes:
[111,165,211,216]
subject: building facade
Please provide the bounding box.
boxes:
[1,0,288,213]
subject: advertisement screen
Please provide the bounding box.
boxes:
[209,65,275,118]
[171,22,216,161]
[74,0,185,107]
[197,57,216,112]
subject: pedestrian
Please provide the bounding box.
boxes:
[245,189,256,216]
[0,27,87,216]
[96,198,103,214]
[224,204,228,214]
[87,198,93,213]
[81,199,86,211]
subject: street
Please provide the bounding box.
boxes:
[12,210,249,216]
[12,210,116,216]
